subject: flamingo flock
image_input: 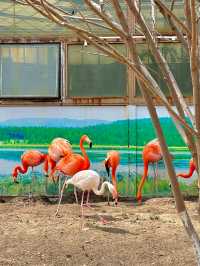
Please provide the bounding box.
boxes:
[11,135,196,209]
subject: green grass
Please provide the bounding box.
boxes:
[0,175,75,196]
[0,172,198,197]
[117,175,198,198]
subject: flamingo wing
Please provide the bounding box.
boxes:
[48,138,73,162]
[55,154,85,176]
[143,142,162,163]
[21,150,45,166]
[71,170,100,191]
[107,151,120,167]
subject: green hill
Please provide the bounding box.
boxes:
[0,117,186,147]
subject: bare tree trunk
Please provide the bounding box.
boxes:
[141,87,200,265]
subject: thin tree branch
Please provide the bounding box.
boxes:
[155,0,191,38]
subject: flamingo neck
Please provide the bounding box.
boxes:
[143,161,149,178]
[92,181,110,196]
[177,164,196,178]
[43,154,50,174]
[13,164,28,177]
[42,153,48,160]
[80,137,90,169]
[111,166,117,179]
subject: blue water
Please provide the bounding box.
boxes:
[0,148,197,184]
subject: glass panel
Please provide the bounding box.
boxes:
[0,1,122,38]
[161,43,191,97]
[68,44,127,97]
[0,44,60,98]
[139,0,185,35]
[136,43,192,97]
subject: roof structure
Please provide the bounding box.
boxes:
[0,0,119,38]
[0,0,185,39]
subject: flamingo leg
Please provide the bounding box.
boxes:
[58,174,61,195]
[155,162,158,192]
[107,192,110,206]
[153,163,158,193]
[107,175,111,206]
[80,191,85,229]
[55,178,67,216]
[31,168,36,197]
[86,191,90,207]
[74,187,79,204]
[137,161,148,203]
[80,190,108,226]
[82,192,90,207]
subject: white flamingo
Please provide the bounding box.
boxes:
[55,170,118,224]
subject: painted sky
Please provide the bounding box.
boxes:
[0,105,193,122]
[0,106,127,122]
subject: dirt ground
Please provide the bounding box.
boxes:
[0,196,200,266]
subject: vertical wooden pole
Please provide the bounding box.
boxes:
[127,5,135,103]
[61,41,67,102]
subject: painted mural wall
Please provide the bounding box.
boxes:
[0,106,197,197]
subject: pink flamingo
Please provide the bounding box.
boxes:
[50,135,92,204]
[104,150,120,205]
[12,150,48,183]
[137,139,163,203]
[55,169,117,226]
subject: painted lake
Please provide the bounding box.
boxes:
[0,148,197,184]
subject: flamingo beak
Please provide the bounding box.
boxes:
[89,141,92,149]
[12,174,19,184]
[13,177,19,184]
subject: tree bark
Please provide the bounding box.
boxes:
[141,86,200,265]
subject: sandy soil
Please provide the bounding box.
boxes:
[0,196,200,266]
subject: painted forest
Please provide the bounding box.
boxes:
[0,117,186,147]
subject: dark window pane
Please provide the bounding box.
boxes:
[67,44,127,97]
[136,43,192,97]
[0,44,60,98]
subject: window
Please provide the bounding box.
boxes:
[136,43,192,97]
[0,44,60,98]
[67,44,127,97]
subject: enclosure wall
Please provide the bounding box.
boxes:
[0,105,196,197]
